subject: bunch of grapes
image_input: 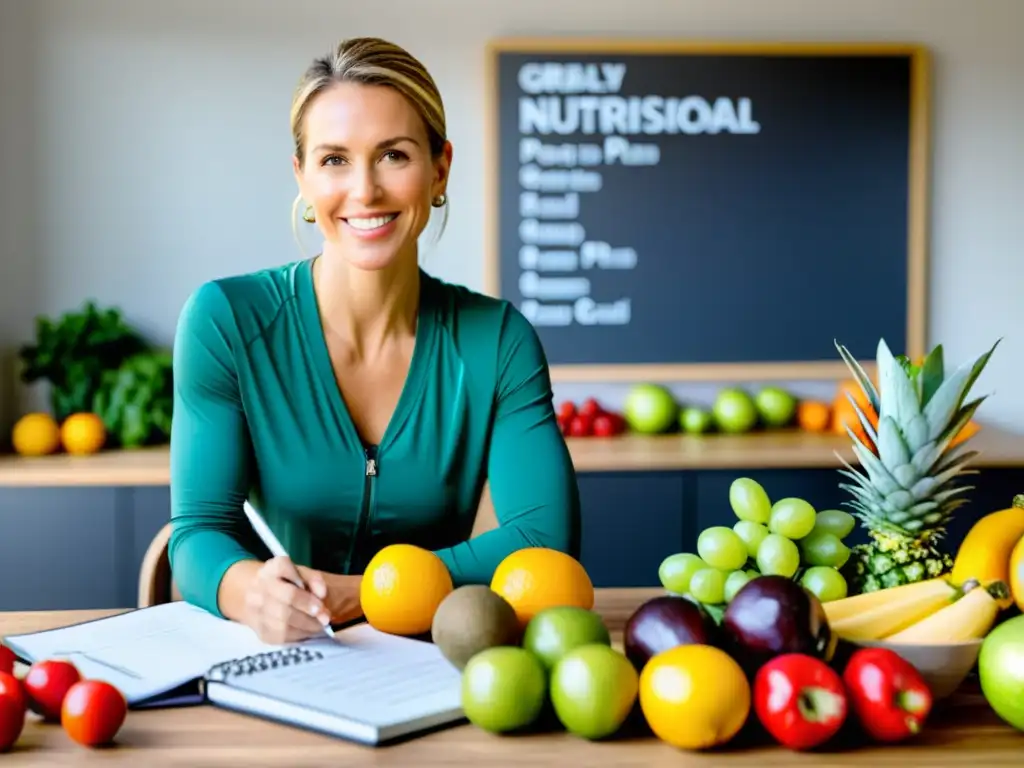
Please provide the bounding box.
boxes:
[659,477,856,613]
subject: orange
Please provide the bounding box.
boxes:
[639,644,750,750]
[831,395,877,454]
[490,547,594,628]
[60,413,107,455]
[950,419,981,449]
[11,413,61,456]
[796,400,831,432]
[360,544,453,636]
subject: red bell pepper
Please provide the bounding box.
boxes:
[842,647,933,742]
[753,653,848,750]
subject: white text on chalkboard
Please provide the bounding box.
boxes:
[518,62,628,94]
[516,61,761,136]
[519,94,760,136]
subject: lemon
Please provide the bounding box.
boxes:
[11,413,62,456]
[639,644,751,750]
[60,413,107,455]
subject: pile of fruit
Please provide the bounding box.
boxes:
[555,398,626,437]
[10,412,107,457]
[354,537,1024,752]
[602,383,806,436]
[659,477,855,620]
[620,577,943,751]
[0,645,127,752]
[363,537,962,751]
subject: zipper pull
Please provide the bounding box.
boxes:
[365,457,377,476]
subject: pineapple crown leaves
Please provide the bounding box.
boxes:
[831,336,1001,538]
[833,337,1001,476]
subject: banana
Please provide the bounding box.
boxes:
[822,577,953,624]
[950,495,1024,593]
[827,578,959,641]
[883,580,1010,643]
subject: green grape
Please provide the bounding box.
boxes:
[729,477,772,524]
[744,569,761,579]
[769,497,817,540]
[800,566,848,602]
[799,530,851,569]
[724,570,755,602]
[813,509,856,540]
[658,553,707,594]
[697,527,748,571]
[689,568,726,604]
[733,521,770,559]
[756,533,800,578]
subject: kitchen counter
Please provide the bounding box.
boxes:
[0,425,1021,487]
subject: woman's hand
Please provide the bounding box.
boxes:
[322,574,364,626]
[242,556,333,644]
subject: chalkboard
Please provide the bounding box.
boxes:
[484,40,930,382]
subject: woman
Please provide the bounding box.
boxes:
[168,37,581,644]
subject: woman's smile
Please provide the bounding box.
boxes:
[343,213,400,240]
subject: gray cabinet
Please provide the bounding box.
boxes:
[0,487,170,611]
[578,472,691,588]
[0,467,1019,612]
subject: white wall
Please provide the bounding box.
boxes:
[1,0,1022,435]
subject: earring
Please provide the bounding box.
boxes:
[432,193,447,208]
[302,204,316,223]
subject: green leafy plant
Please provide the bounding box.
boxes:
[18,302,150,422]
[93,350,174,448]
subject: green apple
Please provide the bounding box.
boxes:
[549,643,639,739]
[623,383,678,434]
[461,646,547,733]
[978,614,1024,731]
[712,388,759,433]
[522,606,611,670]
[754,386,797,427]
[679,406,713,434]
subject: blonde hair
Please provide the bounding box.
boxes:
[289,37,449,248]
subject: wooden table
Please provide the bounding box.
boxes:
[1,426,1022,485]
[1,589,1021,765]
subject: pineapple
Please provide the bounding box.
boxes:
[832,337,1000,594]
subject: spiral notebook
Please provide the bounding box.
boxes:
[202,623,465,745]
[2,601,465,745]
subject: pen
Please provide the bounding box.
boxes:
[243,501,336,638]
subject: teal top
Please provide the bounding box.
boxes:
[168,259,581,618]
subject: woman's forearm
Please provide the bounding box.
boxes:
[215,558,262,623]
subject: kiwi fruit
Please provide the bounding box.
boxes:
[431,585,521,670]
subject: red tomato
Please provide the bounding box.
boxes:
[592,412,626,437]
[23,659,81,721]
[592,414,616,437]
[0,645,14,676]
[0,672,25,713]
[557,400,577,421]
[578,398,602,418]
[61,680,127,747]
[568,413,594,437]
[0,671,26,753]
